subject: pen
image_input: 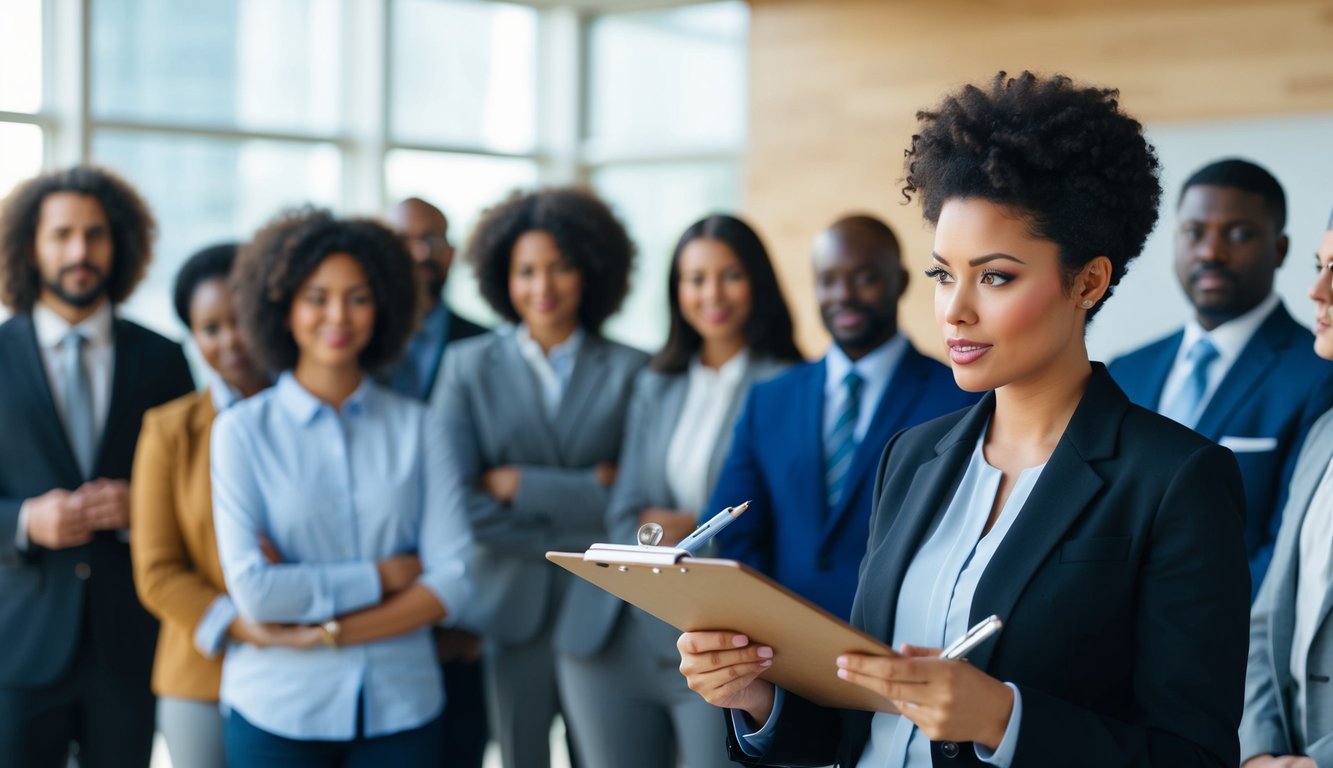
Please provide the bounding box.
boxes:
[677,501,751,554]
[940,615,1003,660]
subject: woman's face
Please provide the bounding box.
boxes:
[676,238,752,348]
[189,277,263,390]
[508,230,583,336]
[928,197,1096,393]
[1310,229,1333,360]
[288,252,376,371]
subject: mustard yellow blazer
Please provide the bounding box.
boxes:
[130,390,228,701]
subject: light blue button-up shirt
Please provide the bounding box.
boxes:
[739,424,1036,766]
[211,372,473,740]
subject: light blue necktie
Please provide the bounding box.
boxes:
[62,330,96,478]
[1160,337,1219,429]
[825,370,864,512]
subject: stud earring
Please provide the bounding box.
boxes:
[1080,300,1094,309]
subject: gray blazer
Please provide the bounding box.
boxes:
[433,327,648,645]
[554,354,791,657]
[1242,406,1333,764]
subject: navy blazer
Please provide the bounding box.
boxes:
[1109,302,1333,594]
[728,365,1251,768]
[0,313,194,687]
[710,343,979,619]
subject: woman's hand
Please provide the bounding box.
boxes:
[482,466,522,502]
[638,507,697,546]
[229,617,323,649]
[594,462,617,488]
[1243,756,1317,768]
[836,644,1014,750]
[677,631,776,725]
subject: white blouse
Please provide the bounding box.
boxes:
[665,350,751,515]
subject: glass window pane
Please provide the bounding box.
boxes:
[0,123,44,201]
[92,0,342,134]
[92,131,341,339]
[0,0,43,113]
[390,0,537,153]
[592,161,742,351]
[384,149,539,325]
[588,2,747,156]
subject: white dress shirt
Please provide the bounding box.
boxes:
[515,324,585,420]
[666,350,751,515]
[1157,293,1279,417]
[824,334,908,442]
[1291,454,1333,746]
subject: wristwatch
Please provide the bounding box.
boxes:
[320,619,342,648]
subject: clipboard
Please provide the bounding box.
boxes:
[547,544,898,713]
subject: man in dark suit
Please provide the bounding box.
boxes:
[1109,159,1333,595]
[385,196,489,768]
[0,165,195,767]
[710,215,979,619]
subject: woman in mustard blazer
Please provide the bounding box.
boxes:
[130,244,307,768]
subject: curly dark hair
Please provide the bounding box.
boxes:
[1180,158,1286,232]
[466,187,633,330]
[232,207,419,372]
[173,242,238,327]
[652,214,802,373]
[903,71,1162,320]
[0,164,156,313]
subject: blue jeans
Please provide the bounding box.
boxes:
[224,706,443,767]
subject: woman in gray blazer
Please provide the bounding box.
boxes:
[554,215,803,768]
[1242,213,1333,768]
[433,188,648,768]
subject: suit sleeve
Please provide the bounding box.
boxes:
[129,406,227,633]
[1012,443,1250,767]
[723,691,843,767]
[1239,546,1295,762]
[711,389,775,572]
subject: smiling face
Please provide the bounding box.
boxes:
[189,277,265,391]
[1175,184,1287,330]
[508,230,583,339]
[33,192,114,313]
[813,227,903,360]
[928,198,1103,393]
[288,252,376,372]
[1311,229,1333,361]
[676,237,752,348]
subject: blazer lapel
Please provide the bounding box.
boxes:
[655,376,689,504]
[1272,435,1332,689]
[9,314,84,483]
[96,318,141,476]
[1194,306,1291,439]
[497,331,563,460]
[798,362,830,519]
[855,395,993,641]
[965,367,1121,672]
[553,335,609,456]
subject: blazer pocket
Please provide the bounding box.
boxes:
[1218,436,1278,453]
[1060,536,1130,563]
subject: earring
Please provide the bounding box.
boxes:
[1080,300,1094,309]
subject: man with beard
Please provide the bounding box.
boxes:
[0,165,194,766]
[1110,159,1333,596]
[708,215,978,619]
[384,197,490,768]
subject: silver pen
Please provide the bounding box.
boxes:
[940,615,1003,660]
[676,500,751,554]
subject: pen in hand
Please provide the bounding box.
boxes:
[676,500,751,554]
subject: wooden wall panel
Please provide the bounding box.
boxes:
[746,0,1333,356]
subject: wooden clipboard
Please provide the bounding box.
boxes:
[547,544,899,713]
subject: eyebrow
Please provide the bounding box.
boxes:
[931,252,1027,267]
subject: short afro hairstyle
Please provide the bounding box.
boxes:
[232,207,419,372]
[903,71,1162,320]
[0,164,156,313]
[1180,158,1286,233]
[173,242,238,327]
[466,187,633,331]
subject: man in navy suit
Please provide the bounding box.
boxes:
[1109,159,1333,596]
[0,166,194,766]
[385,197,490,768]
[710,215,979,619]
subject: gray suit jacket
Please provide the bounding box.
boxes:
[1242,407,1333,764]
[433,327,648,644]
[554,354,791,657]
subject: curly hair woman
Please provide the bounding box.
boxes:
[677,71,1250,768]
[432,187,648,768]
[210,208,474,766]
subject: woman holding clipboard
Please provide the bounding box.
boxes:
[677,71,1251,767]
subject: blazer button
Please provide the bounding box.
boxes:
[940,741,960,758]
[75,563,91,580]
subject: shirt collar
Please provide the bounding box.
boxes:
[207,368,242,412]
[825,333,907,394]
[420,303,450,343]
[32,300,114,350]
[515,324,585,367]
[1180,292,1280,362]
[275,370,377,424]
[689,347,750,385]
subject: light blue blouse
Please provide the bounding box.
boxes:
[740,424,1040,766]
[211,372,474,740]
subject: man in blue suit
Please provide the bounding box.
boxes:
[1109,159,1333,596]
[710,215,979,620]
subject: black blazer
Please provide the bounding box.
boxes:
[728,364,1251,767]
[0,313,194,688]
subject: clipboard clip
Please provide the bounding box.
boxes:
[583,543,690,566]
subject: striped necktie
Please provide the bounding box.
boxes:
[61,329,97,478]
[825,370,864,512]
[1160,337,1219,429]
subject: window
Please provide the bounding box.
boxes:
[0,0,45,201]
